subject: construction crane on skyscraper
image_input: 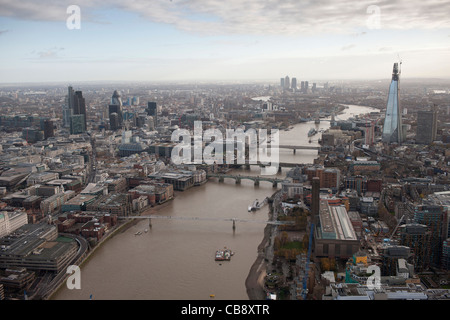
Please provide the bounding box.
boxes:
[397,54,402,89]
[388,214,405,243]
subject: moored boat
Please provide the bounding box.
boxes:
[215,248,233,261]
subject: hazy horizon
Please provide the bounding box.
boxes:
[1,0,449,84]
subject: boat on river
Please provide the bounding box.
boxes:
[215,248,234,261]
[308,128,317,137]
[248,197,268,212]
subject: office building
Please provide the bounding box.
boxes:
[109,112,120,131]
[0,211,28,238]
[72,90,87,130]
[131,96,139,106]
[0,224,78,273]
[399,223,431,272]
[43,119,54,139]
[414,205,446,267]
[284,76,290,89]
[380,245,411,276]
[108,105,122,129]
[62,86,74,128]
[63,87,87,134]
[443,239,450,270]
[22,128,44,143]
[363,121,375,146]
[382,63,403,143]
[69,114,86,134]
[306,167,340,190]
[87,193,132,216]
[291,77,297,90]
[147,102,158,128]
[111,90,122,107]
[108,90,124,129]
[416,109,437,144]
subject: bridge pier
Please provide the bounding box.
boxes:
[148,218,152,229]
[272,181,277,188]
[254,179,259,186]
[219,176,224,183]
[278,166,282,174]
[235,177,241,184]
[244,164,250,170]
[293,149,296,155]
[232,219,236,231]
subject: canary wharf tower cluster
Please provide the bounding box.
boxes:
[382,62,404,144]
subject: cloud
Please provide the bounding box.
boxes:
[0,0,449,36]
[32,47,65,60]
[341,44,356,51]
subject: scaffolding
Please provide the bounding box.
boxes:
[381,245,411,276]
[399,224,431,272]
[414,205,445,268]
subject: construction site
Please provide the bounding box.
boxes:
[262,173,450,301]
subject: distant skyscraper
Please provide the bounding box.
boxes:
[111,90,123,107]
[109,113,120,131]
[291,77,297,90]
[284,76,290,89]
[72,91,87,130]
[64,87,86,133]
[147,102,158,128]
[67,86,74,109]
[62,86,74,128]
[280,78,285,88]
[301,81,305,92]
[108,90,124,130]
[382,63,403,143]
[416,109,437,144]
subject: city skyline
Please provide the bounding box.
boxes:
[1,0,450,83]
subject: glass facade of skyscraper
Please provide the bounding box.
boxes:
[382,63,403,144]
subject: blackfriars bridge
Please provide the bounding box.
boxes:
[261,144,320,155]
[207,173,286,187]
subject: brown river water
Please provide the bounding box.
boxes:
[52,104,376,300]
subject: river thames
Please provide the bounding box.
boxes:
[52,104,378,300]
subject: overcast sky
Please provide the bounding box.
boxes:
[0,0,449,83]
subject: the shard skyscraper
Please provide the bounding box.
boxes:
[382,63,403,143]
